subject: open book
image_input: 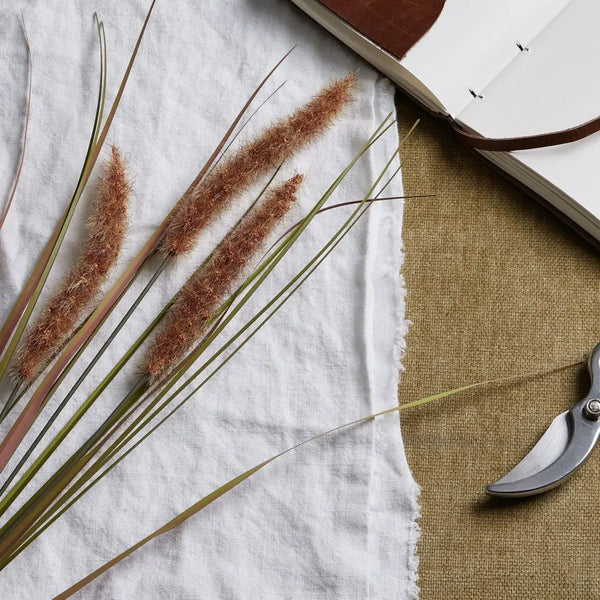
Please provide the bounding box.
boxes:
[290,0,600,242]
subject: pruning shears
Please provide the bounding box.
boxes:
[487,342,600,497]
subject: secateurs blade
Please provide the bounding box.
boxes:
[487,342,600,498]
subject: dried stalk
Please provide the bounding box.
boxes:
[0,47,289,479]
[0,176,302,558]
[0,116,399,564]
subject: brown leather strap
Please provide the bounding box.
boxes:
[453,114,600,151]
[313,0,600,152]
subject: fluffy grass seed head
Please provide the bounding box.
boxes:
[13,146,130,381]
[145,174,303,380]
[160,75,354,256]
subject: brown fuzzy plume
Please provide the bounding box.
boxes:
[145,174,303,380]
[160,75,354,256]
[14,146,130,381]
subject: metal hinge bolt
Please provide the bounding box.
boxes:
[584,398,600,420]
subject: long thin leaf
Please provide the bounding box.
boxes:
[91,125,401,472]
[267,193,435,256]
[0,13,108,367]
[0,162,279,505]
[207,80,288,176]
[0,15,32,232]
[147,118,398,406]
[0,117,397,560]
[4,114,404,563]
[0,166,283,512]
[0,3,148,379]
[0,16,111,427]
[51,357,585,599]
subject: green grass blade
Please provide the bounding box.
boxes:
[0,14,108,380]
[3,121,399,548]
[0,163,285,511]
[93,18,107,147]
[0,15,108,424]
[0,382,148,558]
[49,357,583,599]
[152,117,398,397]
[207,80,287,175]
[0,258,170,500]
[0,0,155,396]
[107,157,399,462]
[0,114,397,561]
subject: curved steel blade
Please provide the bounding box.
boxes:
[486,343,600,498]
[490,411,570,486]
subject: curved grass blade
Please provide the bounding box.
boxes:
[0,15,32,232]
[0,259,169,500]
[207,80,288,176]
[8,354,583,573]
[265,193,435,257]
[144,118,398,403]
[0,13,108,369]
[103,160,402,465]
[0,161,281,502]
[0,13,110,395]
[0,3,145,375]
[50,404,406,600]
[50,357,585,599]
[0,164,283,510]
[93,18,107,147]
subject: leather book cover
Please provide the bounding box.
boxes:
[318,0,445,59]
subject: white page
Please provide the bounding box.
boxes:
[400,0,571,116]
[457,0,600,221]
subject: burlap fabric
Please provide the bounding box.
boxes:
[396,93,600,599]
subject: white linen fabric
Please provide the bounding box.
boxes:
[0,1,420,598]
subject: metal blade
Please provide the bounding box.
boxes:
[487,342,600,498]
[487,403,600,498]
[491,411,570,485]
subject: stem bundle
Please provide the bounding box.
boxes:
[0,15,385,589]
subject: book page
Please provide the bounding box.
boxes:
[400,0,571,116]
[457,0,600,219]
